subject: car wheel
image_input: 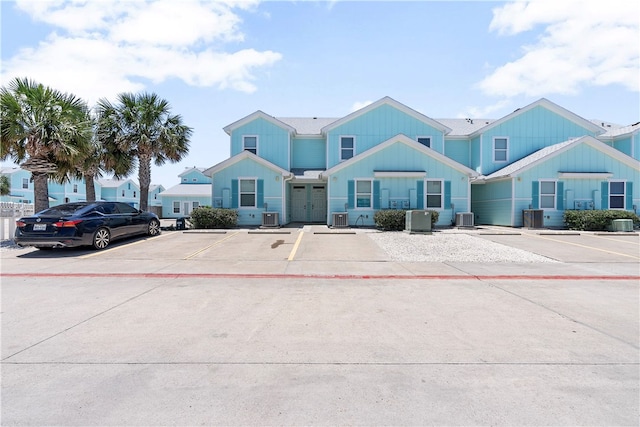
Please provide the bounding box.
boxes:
[147,219,161,236]
[92,228,111,250]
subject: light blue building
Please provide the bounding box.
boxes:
[205,96,639,228]
[159,167,212,218]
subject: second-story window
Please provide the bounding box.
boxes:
[243,136,257,154]
[417,136,431,148]
[122,190,125,197]
[73,184,78,193]
[340,136,355,161]
[494,137,508,162]
[22,178,28,189]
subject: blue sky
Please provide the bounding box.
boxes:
[2,0,639,188]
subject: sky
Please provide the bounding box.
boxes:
[1,0,639,189]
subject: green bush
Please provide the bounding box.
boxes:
[189,206,238,229]
[563,210,639,231]
[373,209,440,231]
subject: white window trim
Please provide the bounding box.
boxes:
[340,135,356,162]
[425,178,444,210]
[608,180,626,210]
[416,135,432,148]
[243,135,258,155]
[493,136,509,163]
[539,179,557,210]
[22,178,28,189]
[172,201,180,214]
[239,177,258,208]
[354,178,373,209]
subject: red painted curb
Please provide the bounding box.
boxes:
[1,272,638,281]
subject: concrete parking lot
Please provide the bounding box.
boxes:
[1,226,639,426]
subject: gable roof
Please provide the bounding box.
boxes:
[480,136,640,181]
[223,110,296,136]
[320,96,452,135]
[97,178,139,189]
[277,117,339,135]
[159,183,211,197]
[322,133,478,178]
[437,118,496,137]
[469,98,604,138]
[598,121,640,139]
[203,150,292,177]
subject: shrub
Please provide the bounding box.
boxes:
[373,209,440,231]
[563,209,639,231]
[189,206,238,229]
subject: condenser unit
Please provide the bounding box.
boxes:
[523,209,544,228]
[455,212,474,227]
[611,219,633,232]
[261,212,279,228]
[332,212,349,228]
[405,210,432,233]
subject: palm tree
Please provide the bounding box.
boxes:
[96,93,191,211]
[1,78,91,212]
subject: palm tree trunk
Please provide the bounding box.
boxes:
[32,172,50,212]
[84,173,96,202]
[138,154,151,212]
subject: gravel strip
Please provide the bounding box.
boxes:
[367,231,558,263]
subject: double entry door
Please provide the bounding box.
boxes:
[291,185,327,223]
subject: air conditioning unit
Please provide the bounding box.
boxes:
[261,212,279,228]
[523,209,544,228]
[611,219,633,232]
[332,212,349,228]
[455,212,474,227]
[405,210,432,233]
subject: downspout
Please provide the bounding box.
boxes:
[282,173,293,225]
[511,177,516,227]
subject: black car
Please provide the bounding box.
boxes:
[14,201,161,250]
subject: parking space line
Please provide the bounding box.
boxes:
[525,233,640,260]
[79,232,174,259]
[591,234,640,246]
[183,231,241,260]
[288,231,304,261]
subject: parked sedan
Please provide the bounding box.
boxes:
[14,201,161,250]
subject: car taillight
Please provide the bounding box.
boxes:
[16,220,26,227]
[54,219,83,228]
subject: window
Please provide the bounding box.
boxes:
[243,136,257,154]
[173,201,180,214]
[73,184,78,193]
[121,190,125,197]
[240,179,256,207]
[426,180,443,209]
[133,191,137,198]
[340,136,355,161]
[22,178,28,189]
[540,181,556,209]
[417,137,431,148]
[192,201,200,209]
[494,137,508,162]
[609,181,625,209]
[355,179,372,208]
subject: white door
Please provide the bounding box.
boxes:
[311,186,327,222]
[291,186,306,222]
[183,202,191,216]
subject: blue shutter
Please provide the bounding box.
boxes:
[531,181,539,209]
[347,180,354,209]
[444,181,451,209]
[601,182,609,209]
[416,180,424,209]
[556,181,564,210]
[257,179,264,208]
[626,182,633,210]
[373,180,380,209]
[231,179,238,208]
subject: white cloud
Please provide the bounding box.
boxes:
[2,0,281,104]
[351,100,373,112]
[478,0,639,98]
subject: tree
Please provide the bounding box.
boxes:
[1,78,91,212]
[96,93,191,211]
[0,175,10,197]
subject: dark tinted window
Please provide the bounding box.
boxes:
[116,203,138,214]
[38,203,91,216]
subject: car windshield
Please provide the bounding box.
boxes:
[37,204,92,216]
